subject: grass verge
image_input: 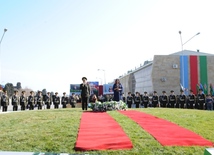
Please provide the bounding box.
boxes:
[0,108,213,155]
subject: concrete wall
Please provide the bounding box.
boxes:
[207,56,214,93]
[151,55,180,95]
[120,54,214,97]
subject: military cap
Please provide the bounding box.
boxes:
[82,77,87,80]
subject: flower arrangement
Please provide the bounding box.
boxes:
[88,100,128,112]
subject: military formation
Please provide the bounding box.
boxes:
[125,89,213,110]
[0,90,78,112]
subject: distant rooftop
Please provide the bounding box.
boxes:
[170,50,214,56]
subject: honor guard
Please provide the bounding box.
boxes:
[134,92,141,108]
[61,92,68,108]
[69,93,77,108]
[142,92,149,108]
[126,92,133,108]
[152,91,159,108]
[45,92,52,109]
[20,91,27,110]
[37,91,43,110]
[178,90,186,108]
[187,90,196,109]
[1,90,9,112]
[12,90,19,111]
[168,90,176,108]
[197,89,206,110]
[28,91,35,110]
[159,91,168,107]
[53,92,60,109]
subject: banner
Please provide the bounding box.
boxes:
[70,84,81,95]
[70,81,99,96]
[88,81,99,96]
[103,84,114,95]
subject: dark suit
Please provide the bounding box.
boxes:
[80,83,91,110]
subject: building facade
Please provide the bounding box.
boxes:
[119,50,214,96]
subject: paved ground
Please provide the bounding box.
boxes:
[0,103,82,114]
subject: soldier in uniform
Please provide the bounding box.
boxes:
[178,90,186,108]
[45,92,52,109]
[1,90,9,112]
[159,91,168,108]
[61,92,68,108]
[126,92,133,108]
[12,90,19,111]
[69,93,77,108]
[80,77,91,110]
[152,91,159,107]
[53,92,60,109]
[37,91,43,110]
[197,89,206,110]
[134,92,141,108]
[20,91,27,110]
[168,90,176,108]
[187,89,196,109]
[142,92,149,108]
[28,91,35,110]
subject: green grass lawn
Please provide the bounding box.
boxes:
[0,108,213,155]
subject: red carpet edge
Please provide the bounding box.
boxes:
[119,110,213,147]
[74,112,133,151]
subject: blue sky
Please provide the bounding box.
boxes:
[1,0,214,95]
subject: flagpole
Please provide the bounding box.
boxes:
[178,31,200,94]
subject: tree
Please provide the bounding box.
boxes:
[4,83,14,97]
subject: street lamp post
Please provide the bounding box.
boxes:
[0,28,8,85]
[98,69,106,92]
[96,77,102,85]
[0,28,7,45]
[178,31,200,92]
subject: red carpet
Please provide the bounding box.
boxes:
[119,110,213,146]
[74,112,133,151]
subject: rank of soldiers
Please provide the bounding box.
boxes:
[125,89,211,110]
[0,90,77,112]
